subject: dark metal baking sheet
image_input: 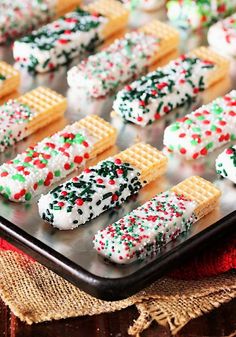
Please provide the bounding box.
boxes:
[0,6,236,300]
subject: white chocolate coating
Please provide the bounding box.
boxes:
[216,146,236,183]
[0,124,96,202]
[13,9,108,72]
[113,55,215,127]
[38,158,142,230]
[163,90,236,160]
[208,14,236,56]
[94,191,197,264]
[67,31,159,97]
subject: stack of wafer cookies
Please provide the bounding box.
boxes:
[94,176,221,264]
[0,0,82,44]
[112,46,229,127]
[38,143,168,229]
[13,0,129,73]
[67,20,179,97]
[0,87,66,152]
[0,115,117,202]
[163,90,236,160]
[0,61,20,99]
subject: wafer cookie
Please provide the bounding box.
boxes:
[38,143,167,229]
[94,176,220,264]
[13,0,129,73]
[171,176,221,219]
[216,146,236,183]
[163,90,236,160]
[0,0,81,44]
[67,20,179,97]
[167,0,236,30]
[0,87,66,152]
[0,62,20,99]
[113,46,229,127]
[0,116,117,202]
[208,13,236,57]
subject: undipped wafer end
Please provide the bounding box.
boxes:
[190,46,230,88]
[84,0,129,39]
[116,143,168,185]
[56,0,82,17]
[171,176,221,220]
[0,61,20,99]
[76,115,117,158]
[17,87,67,135]
[140,20,180,64]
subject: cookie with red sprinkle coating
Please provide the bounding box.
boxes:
[163,90,236,160]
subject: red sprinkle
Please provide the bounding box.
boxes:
[74,156,83,164]
[76,198,84,206]
[64,163,71,170]
[226,148,234,155]
[112,194,119,201]
[200,147,208,156]
[179,147,186,155]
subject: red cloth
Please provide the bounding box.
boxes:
[0,236,235,280]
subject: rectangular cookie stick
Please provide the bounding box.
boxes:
[13,0,129,73]
[94,176,220,264]
[163,90,236,160]
[0,61,20,99]
[113,46,229,127]
[0,87,66,152]
[38,143,168,229]
[0,115,117,202]
[0,0,82,44]
[67,20,179,97]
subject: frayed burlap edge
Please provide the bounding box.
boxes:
[0,251,235,336]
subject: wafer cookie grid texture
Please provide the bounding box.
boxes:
[76,115,117,158]
[85,0,129,39]
[190,47,230,87]
[171,176,221,220]
[0,61,20,98]
[56,0,82,17]
[17,87,67,134]
[116,143,168,185]
[140,20,180,63]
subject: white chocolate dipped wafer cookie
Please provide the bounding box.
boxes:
[163,90,236,160]
[38,143,167,229]
[113,47,229,127]
[0,0,82,44]
[0,115,117,202]
[0,87,66,152]
[94,176,220,264]
[13,0,129,73]
[67,20,179,97]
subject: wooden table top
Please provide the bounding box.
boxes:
[1,298,235,337]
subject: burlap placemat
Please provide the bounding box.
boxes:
[0,251,236,336]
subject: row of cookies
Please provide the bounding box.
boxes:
[0,86,233,266]
[2,0,236,43]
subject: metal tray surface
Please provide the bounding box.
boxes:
[0,7,236,300]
